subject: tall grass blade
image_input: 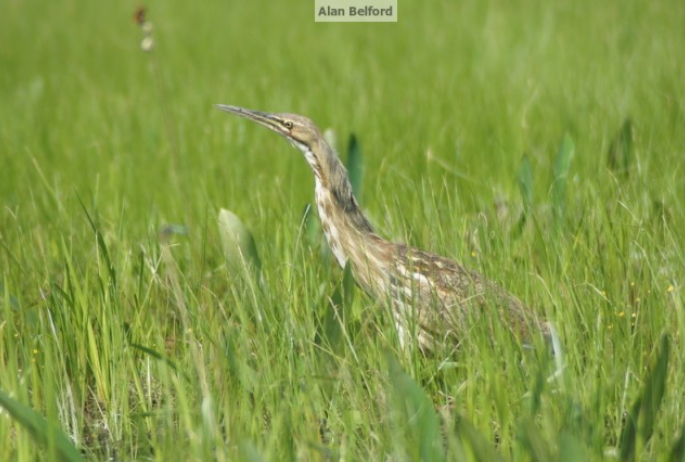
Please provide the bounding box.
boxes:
[0,281,21,310]
[129,343,191,382]
[516,154,533,234]
[669,423,685,462]
[454,416,505,462]
[620,398,640,461]
[346,134,364,201]
[320,263,356,353]
[518,154,533,215]
[302,203,332,262]
[620,334,670,461]
[386,352,445,462]
[529,368,546,415]
[558,432,590,462]
[303,203,320,246]
[76,192,117,290]
[551,134,575,223]
[638,335,670,442]
[639,335,671,442]
[517,418,553,461]
[607,118,633,178]
[239,441,264,462]
[340,259,356,308]
[217,208,261,277]
[0,389,86,462]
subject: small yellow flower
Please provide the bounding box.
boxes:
[32,349,39,355]
[667,285,675,293]
[630,281,635,287]
[617,312,625,318]
[471,251,477,257]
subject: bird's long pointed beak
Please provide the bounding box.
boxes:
[216,104,288,136]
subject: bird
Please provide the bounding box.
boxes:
[217,104,549,352]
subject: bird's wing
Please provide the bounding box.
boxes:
[390,245,544,342]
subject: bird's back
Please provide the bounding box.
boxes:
[384,244,548,350]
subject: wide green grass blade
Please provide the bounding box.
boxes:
[239,441,264,462]
[0,281,21,310]
[517,418,553,462]
[620,398,641,462]
[346,134,364,201]
[318,263,355,354]
[0,389,85,462]
[558,432,591,462]
[516,154,533,234]
[454,416,506,462]
[518,154,533,215]
[551,134,575,223]
[303,203,320,246]
[339,260,356,308]
[302,203,332,262]
[669,424,685,462]
[217,208,261,276]
[620,334,670,461]
[386,352,445,462]
[607,118,633,177]
[638,335,670,443]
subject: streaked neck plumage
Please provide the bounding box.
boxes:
[293,137,379,270]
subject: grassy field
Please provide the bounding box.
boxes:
[1,0,684,460]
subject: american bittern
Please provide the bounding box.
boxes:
[217,105,549,351]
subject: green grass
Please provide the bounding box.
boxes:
[1,0,684,459]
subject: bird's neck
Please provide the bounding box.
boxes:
[305,139,381,269]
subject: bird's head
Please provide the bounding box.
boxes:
[217,104,340,185]
[216,105,322,152]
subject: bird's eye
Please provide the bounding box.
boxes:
[283,121,294,129]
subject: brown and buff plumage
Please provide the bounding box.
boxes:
[217,105,549,351]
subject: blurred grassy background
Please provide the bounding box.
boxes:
[1,0,684,459]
